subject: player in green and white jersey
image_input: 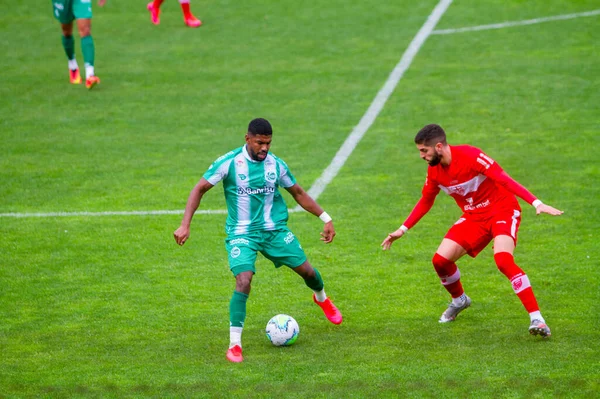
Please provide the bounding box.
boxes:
[174,118,342,363]
[51,0,106,89]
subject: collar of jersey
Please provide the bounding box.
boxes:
[243,145,264,163]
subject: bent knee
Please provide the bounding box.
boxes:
[432,253,451,268]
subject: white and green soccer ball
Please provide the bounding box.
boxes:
[265,314,299,346]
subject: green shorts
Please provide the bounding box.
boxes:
[226,228,307,276]
[52,0,93,24]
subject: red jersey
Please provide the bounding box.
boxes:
[403,145,538,229]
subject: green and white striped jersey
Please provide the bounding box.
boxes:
[203,145,297,236]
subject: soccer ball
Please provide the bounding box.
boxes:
[265,314,299,346]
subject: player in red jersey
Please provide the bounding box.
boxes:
[147,0,202,28]
[381,124,563,337]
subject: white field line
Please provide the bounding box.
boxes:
[293,0,453,212]
[0,210,221,218]
[432,9,600,35]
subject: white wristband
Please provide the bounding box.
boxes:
[400,225,409,233]
[532,199,543,209]
[319,211,332,223]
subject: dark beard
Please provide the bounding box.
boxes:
[248,147,267,162]
[428,152,441,166]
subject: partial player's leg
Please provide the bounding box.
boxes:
[493,231,551,338]
[179,0,202,27]
[75,18,100,89]
[147,0,163,25]
[292,261,342,325]
[225,237,259,362]
[60,22,81,84]
[53,0,81,84]
[68,0,99,88]
[434,238,471,323]
[226,271,253,363]
[262,229,342,325]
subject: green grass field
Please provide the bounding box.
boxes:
[1,0,599,397]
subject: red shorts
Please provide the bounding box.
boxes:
[444,206,522,258]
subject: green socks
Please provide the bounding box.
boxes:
[229,291,249,328]
[61,35,75,60]
[80,35,95,67]
[304,267,325,292]
[61,35,95,66]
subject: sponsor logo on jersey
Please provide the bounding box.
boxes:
[283,232,295,244]
[237,186,275,195]
[54,2,64,10]
[230,238,249,245]
[464,199,490,211]
[230,246,241,258]
[238,174,247,181]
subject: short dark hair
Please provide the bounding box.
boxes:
[414,124,447,146]
[248,118,272,136]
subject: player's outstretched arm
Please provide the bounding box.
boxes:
[320,221,335,244]
[535,202,563,216]
[381,194,436,250]
[285,183,336,244]
[174,178,214,246]
[98,0,106,6]
[381,226,407,251]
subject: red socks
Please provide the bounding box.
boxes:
[432,252,541,314]
[432,253,464,298]
[494,252,539,313]
[153,0,193,19]
[180,2,192,18]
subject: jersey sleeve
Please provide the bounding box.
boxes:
[402,176,439,229]
[474,150,537,205]
[277,158,297,188]
[485,168,537,204]
[202,157,232,186]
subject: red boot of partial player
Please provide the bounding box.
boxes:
[184,14,202,28]
[85,76,100,90]
[69,68,81,84]
[147,2,161,25]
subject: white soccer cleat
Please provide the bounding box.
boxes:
[529,319,551,338]
[439,295,471,323]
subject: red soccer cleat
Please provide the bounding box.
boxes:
[184,15,202,28]
[69,68,81,84]
[313,294,343,325]
[147,2,161,25]
[226,345,243,363]
[85,76,100,90]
